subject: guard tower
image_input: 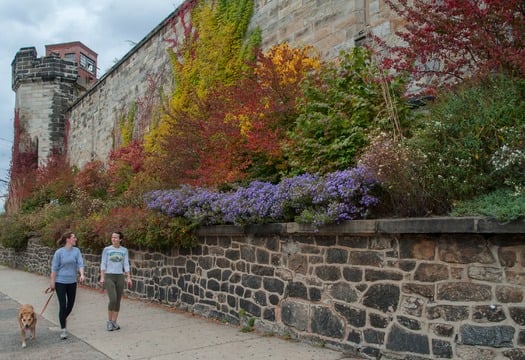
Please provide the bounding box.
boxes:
[46,41,98,87]
[11,42,98,167]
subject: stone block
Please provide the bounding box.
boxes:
[496,285,524,303]
[314,265,341,281]
[343,267,362,282]
[430,323,454,337]
[311,305,345,339]
[402,283,434,299]
[460,324,514,347]
[386,324,429,354]
[468,265,503,282]
[414,263,449,282]
[438,236,495,264]
[427,305,469,321]
[334,303,366,327]
[287,281,308,299]
[432,339,453,358]
[365,269,403,282]
[263,278,285,295]
[326,248,348,263]
[369,313,390,329]
[251,264,274,276]
[363,284,400,313]
[473,305,506,323]
[396,315,421,330]
[509,307,525,326]
[349,251,383,267]
[281,300,308,331]
[241,274,262,289]
[364,328,384,344]
[329,282,358,303]
[239,298,261,317]
[437,282,492,302]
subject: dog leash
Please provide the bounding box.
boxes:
[40,287,54,316]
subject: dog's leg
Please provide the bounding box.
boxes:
[20,328,26,348]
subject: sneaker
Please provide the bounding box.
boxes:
[106,321,114,331]
[111,321,120,330]
[60,329,68,339]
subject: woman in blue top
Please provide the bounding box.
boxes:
[99,231,132,331]
[50,231,85,340]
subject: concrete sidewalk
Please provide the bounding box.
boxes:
[0,266,352,359]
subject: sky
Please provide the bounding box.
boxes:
[0,0,184,211]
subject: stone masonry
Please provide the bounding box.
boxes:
[2,217,525,359]
[12,0,402,175]
[64,0,398,170]
[11,47,78,165]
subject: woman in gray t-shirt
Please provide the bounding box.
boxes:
[99,231,132,331]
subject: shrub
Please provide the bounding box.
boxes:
[359,133,448,217]
[285,47,411,175]
[25,203,77,248]
[145,165,379,227]
[490,125,525,194]
[74,160,110,199]
[408,75,525,205]
[0,213,31,250]
[451,189,525,222]
[107,141,146,197]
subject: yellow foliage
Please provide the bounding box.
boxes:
[256,43,320,89]
[144,0,259,154]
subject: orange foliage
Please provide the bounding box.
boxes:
[74,160,110,199]
[151,43,321,187]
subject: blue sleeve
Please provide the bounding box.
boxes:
[76,248,84,269]
[51,249,60,273]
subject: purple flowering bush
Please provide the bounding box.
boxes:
[145,165,379,227]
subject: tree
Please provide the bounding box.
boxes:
[379,0,525,90]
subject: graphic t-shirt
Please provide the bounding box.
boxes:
[100,245,130,274]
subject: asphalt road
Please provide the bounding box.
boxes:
[0,291,110,360]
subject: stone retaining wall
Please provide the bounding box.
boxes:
[1,217,524,359]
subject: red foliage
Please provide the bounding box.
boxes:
[155,45,317,187]
[107,141,146,195]
[6,109,38,213]
[378,0,525,89]
[108,141,145,173]
[35,150,75,202]
[153,92,249,187]
[134,73,165,140]
[36,150,71,185]
[74,160,109,198]
[164,0,198,54]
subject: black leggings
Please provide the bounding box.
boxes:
[55,282,77,329]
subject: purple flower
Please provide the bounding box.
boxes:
[145,165,379,227]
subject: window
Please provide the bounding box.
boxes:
[79,53,96,74]
[64,53,76,62]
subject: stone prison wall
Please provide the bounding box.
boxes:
[65,0,399,170]
[2,218,525,360]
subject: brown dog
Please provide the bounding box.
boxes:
[18,304,37,348]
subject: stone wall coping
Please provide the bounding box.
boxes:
[196,217,525,236]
